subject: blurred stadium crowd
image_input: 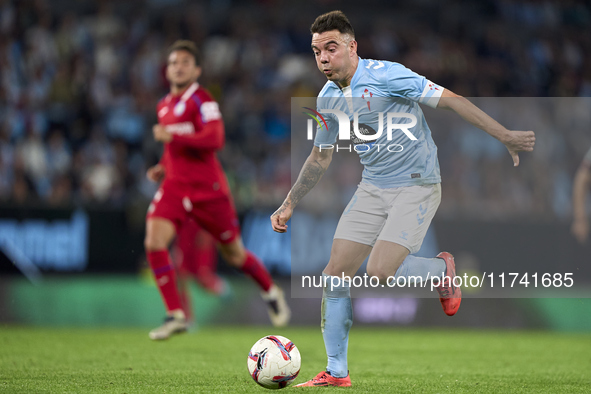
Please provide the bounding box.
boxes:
[0,0,590,219]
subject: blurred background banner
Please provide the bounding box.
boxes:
[0,0,591,329]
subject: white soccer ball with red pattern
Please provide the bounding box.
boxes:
[247,335,301,389]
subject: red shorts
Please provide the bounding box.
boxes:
[146,178,240,244]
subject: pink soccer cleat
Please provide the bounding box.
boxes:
[295,371,352,387]
[435,252,462,316]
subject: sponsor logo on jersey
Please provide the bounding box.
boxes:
[165,122,195,135]
[200,101,222,122]
[350,122,378,145]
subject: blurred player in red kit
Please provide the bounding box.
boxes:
[173,218,226,296]
[145,40,290,340]
[147,154,226,324]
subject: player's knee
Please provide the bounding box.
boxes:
[145,219,175,251]
[324,262,345,277]
[143,237,156,251]
[144,235,166,252]
[366,265,390,284]
[220,247,245,267]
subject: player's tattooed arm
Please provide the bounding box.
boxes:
[271,146,333,233]
[286,162,324,207]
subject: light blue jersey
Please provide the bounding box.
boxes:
[314,58,443,188]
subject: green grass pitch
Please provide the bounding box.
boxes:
[1,326,590,393]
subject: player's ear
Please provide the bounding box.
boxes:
[349,40,357,57]
[195,66,202,80]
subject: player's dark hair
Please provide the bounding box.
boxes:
[168,40,201,66]
[310,10,355,38]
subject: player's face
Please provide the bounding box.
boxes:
[166,50,201,88]
[311,30,357,85]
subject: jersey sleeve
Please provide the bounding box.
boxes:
[170,96,225,150]
[199,100,222,124]
[171,120,225,150]
[313,111,339,147]
[386,63,443,108]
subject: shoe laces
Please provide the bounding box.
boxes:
[313,371,330,382]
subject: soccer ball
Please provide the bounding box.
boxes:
[247,335,301,389]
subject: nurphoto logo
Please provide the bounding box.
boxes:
[302,107,419,153]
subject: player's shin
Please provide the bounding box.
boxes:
[321,272,352,379]
[241,251,273,292]
[147,250,184,314]
[242,250,291,327]
[393,255,446,285]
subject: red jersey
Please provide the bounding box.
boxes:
[156,82,228,192]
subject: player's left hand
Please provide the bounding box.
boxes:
[502,130,535,167]
[153,124,173,143]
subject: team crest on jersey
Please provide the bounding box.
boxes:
[362,89,373,111]
[173,101,186,116]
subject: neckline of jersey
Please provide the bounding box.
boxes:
[167,82,200,102]
[333,57,363,94]
[180,82,199,102]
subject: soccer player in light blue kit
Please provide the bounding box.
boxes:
[271,11,535,387]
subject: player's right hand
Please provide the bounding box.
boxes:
[147,164,166,183]
[270,204,292,233]
[571,218,589,244]
[503,130,536,167]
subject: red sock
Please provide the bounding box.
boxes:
[147,250,183,313]
[240,251,273,292]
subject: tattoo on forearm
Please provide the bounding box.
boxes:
[273,205,287,217]
[286,159,326,208]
